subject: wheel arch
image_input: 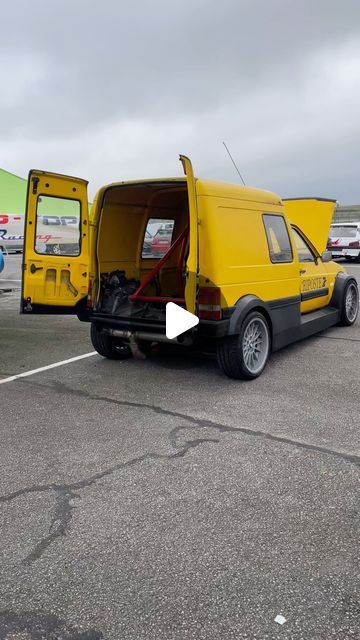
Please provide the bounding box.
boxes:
[331,272,358,309]
[228,295,273,338]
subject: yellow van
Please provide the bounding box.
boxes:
[21,156,359,379]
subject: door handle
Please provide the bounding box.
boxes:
[299,269,306,275]
[30,264,44,274]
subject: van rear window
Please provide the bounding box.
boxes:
[263,214,293,263]
[142,218,175,259]
[35,195,81,256]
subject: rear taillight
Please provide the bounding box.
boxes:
[197,286,222,320]
[349,240,360,248]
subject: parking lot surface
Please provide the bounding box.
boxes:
[0,257,359,639]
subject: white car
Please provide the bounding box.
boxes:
[328,222,360,261]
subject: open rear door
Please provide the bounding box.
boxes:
[180,155,199,314]
[21,170,90,314]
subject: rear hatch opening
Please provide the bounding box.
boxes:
[91,181,191,335]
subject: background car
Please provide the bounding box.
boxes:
[142,230,153,255]
[150,227,173,257]
[328,222,360,261]
[0,247,4,273]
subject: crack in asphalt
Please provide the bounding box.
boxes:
[319,335,360,343]
[0,608,103,638]
[1,378,359,564]
[29,380,360,468]
[1,436,219,565]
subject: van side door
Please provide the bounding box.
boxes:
[21,170,90,314]
[291,226,332,313]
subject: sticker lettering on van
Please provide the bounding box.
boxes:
[302,277,327,292]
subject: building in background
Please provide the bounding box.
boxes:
[333,204,360,223]
[0,168,27,215]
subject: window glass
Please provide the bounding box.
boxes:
[142,218,175,258]
[35,196,81,256]
[292,228,315,263]
[263,214,293,263]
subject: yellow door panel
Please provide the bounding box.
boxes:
[291,226,332,313]
[299,264,330,313]
[180,155,198,313]
[21,170,90,313]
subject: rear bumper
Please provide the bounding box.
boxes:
[330,248,360,258]
[90,313,166,334]
[90,313,229,339]
[196,318,230,337]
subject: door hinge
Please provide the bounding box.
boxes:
[24,297,33,312]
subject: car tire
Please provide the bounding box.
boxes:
[90,323,132,359]
[339,281,359,326]
[217,311,270,380]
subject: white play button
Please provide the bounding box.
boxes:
[166,302,199,340]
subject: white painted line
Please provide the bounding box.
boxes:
[0,351,97,385]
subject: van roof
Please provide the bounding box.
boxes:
[99,177,282,206]
[196,179,282,205]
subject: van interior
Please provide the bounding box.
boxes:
[94,181,190,322]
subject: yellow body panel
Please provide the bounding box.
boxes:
[197,194,299,306]
[22,171,89,309]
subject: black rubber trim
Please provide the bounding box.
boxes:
[330,272,357,310]
[301,288,329,301]
[90,313,166,334]
[22,303,80,315]
[222,306,235,319]
[21,297,88,316]
[196,319,230,338]
[268,295,301,309]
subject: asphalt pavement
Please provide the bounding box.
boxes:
[0,256,359,639]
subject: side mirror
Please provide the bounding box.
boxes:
[322,250,332,263]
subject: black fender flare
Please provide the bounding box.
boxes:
[330,272,358,309]
[228,295,272,336]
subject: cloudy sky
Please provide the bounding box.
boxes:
[1,0,360,203]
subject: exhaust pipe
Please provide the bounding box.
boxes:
[106,328,193,346]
